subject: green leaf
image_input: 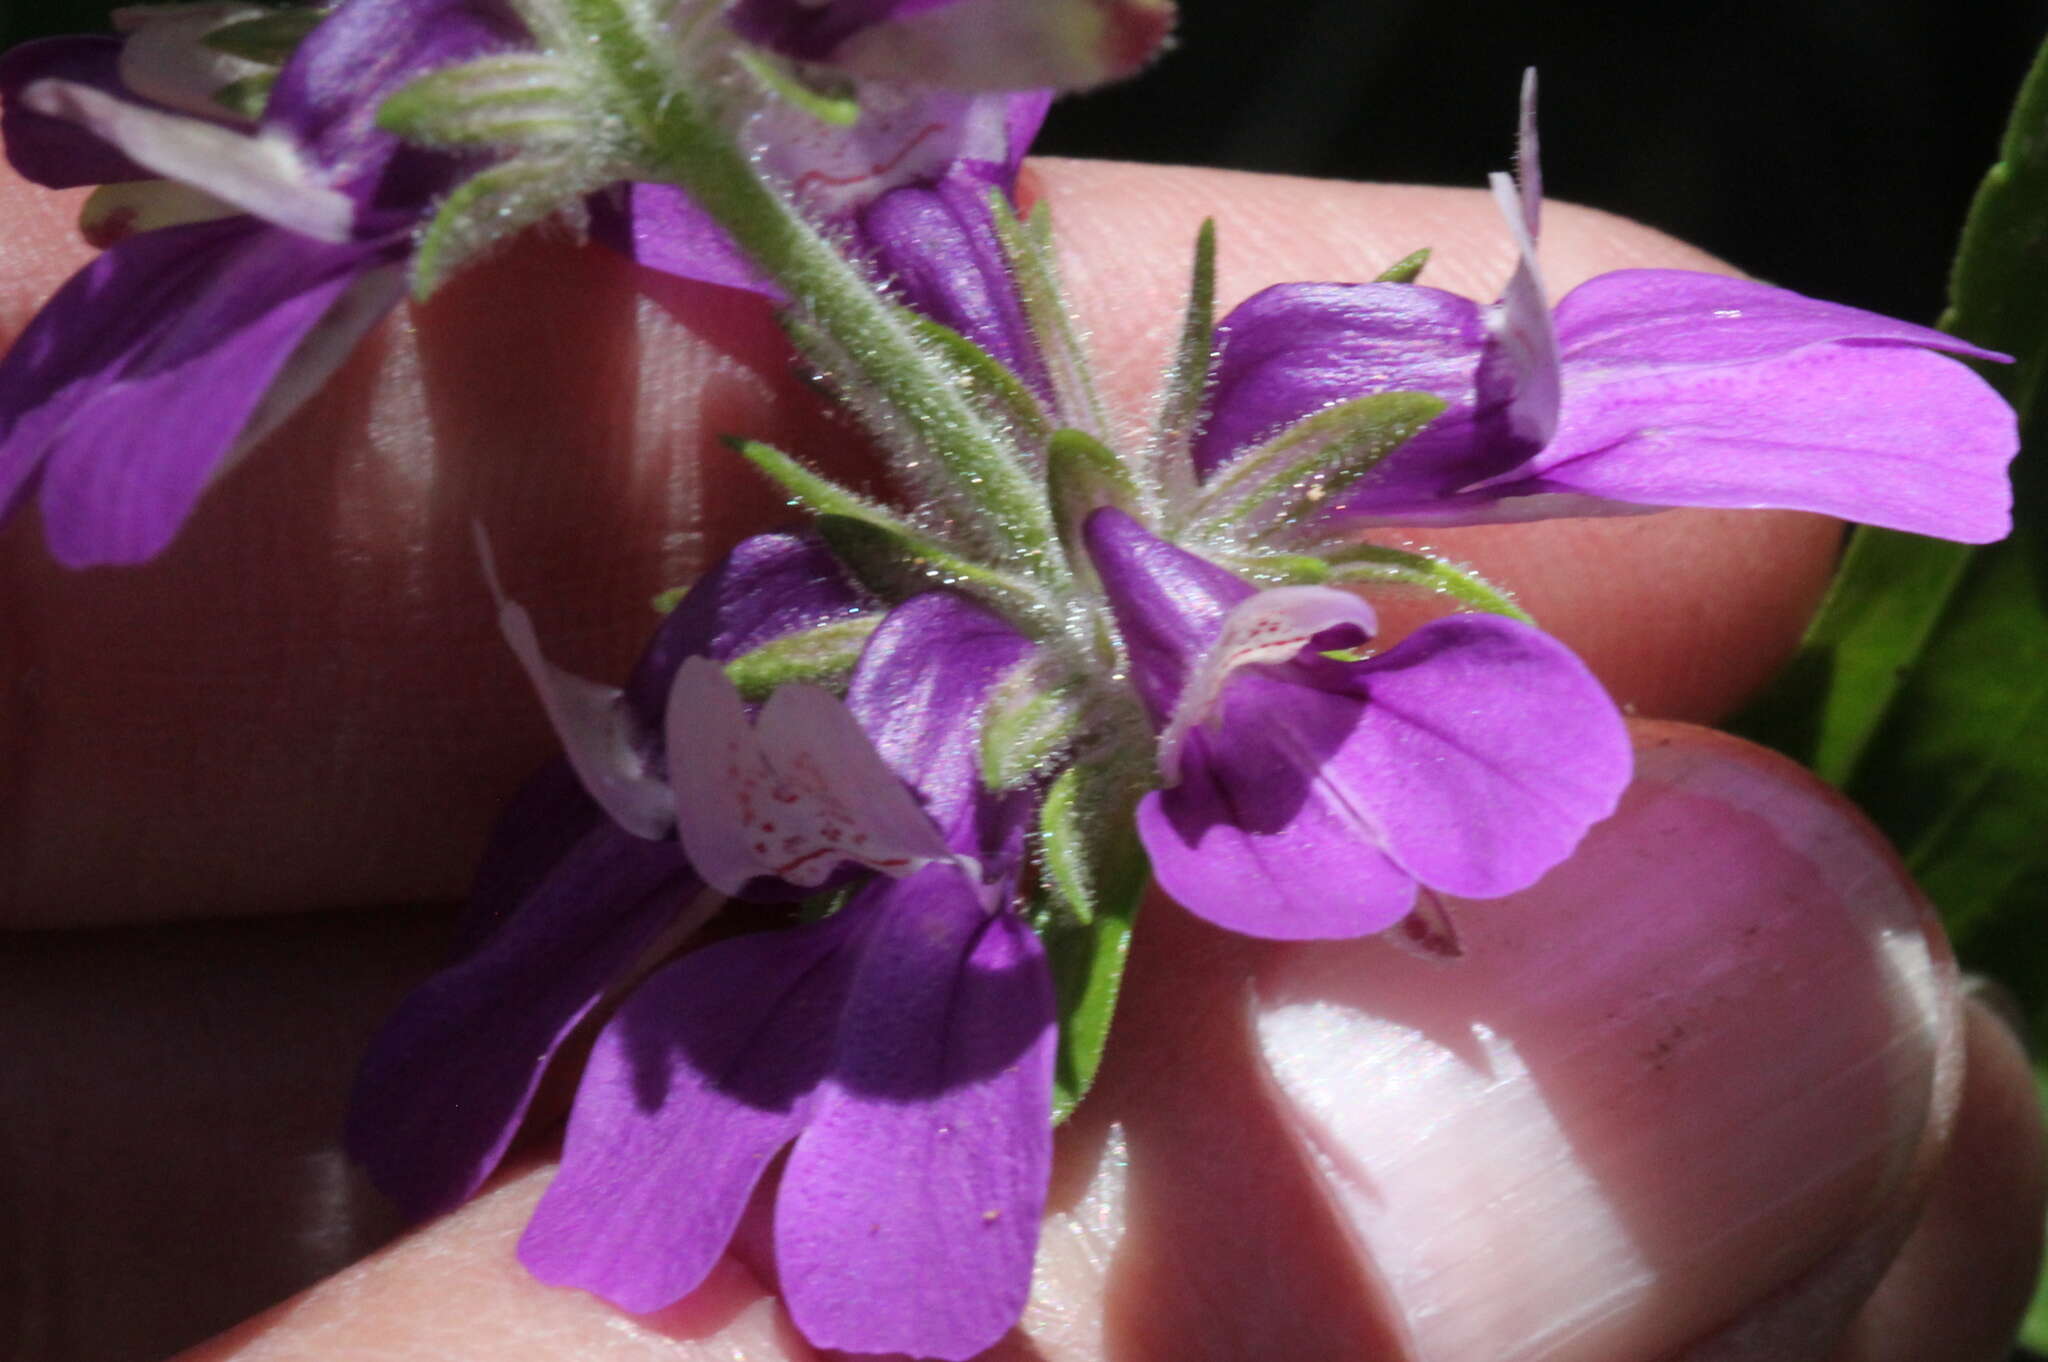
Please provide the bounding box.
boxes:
[1045,427,1142,579]
[410,156,596,298]
[1373,247,1432,284]
[1184,391,1446,537]
[733,48,860,126]
[735,439,1061,633]
[1144,219,1217,514]
[1036,760,1150,1121]
[721,615,882,700]
[1317,543,1532,621]
[378,54,591,151]
[211,71,276,120]
[990,194,1111,437]
[812,516,1061,636]
[901,311,1051,445]
[201,7,326,65]
[732,437,905,526]
[1732,29,2048,966]
[979,660,1085,790]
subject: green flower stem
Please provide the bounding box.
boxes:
[564,0,1060,579]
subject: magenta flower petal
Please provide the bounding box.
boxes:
[1139,676,1426,938]
[1140,612,1630,939]
[778,866,1054,1361]
[346,824,694,1217]
[1087,509,1629,939]
[1519,334,2018,542]
[520,904,873,1312]
[1331,614,1631,896]
[609,88,1046,313]
[1553,268,2008,372]
[351,532,876,1214]
[1196,98,2017,546]
[594,183,780,299]
[0,217,395,566]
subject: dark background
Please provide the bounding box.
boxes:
[7,0,2047,320]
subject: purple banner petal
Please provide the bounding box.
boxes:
[347,822,695,1217]
[778,868,1054,1361]
[520,904,876,1312]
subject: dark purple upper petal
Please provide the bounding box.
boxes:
[520,901,876,1312]
[0,36,153,187]
[624,531,872,726]
[859,173,1052,401]
[1194,281,1492,476]
[845,592,1036,856]
[264,0,525,228]
[0,216,396,567]
[777,866,1055,1361]
[346,822,695,1217]
[1081,507,1254,723]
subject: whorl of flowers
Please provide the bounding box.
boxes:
[0,5,2015,1359]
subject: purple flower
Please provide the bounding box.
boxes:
[728,0,1174,93]
[519,592,1055,1362]
[347,532,877,1217]
[608,83,1050,341]
[0,0,521,566]
[1085,506,1633,939]
[1194,82,2017,545]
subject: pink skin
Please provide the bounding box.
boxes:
[0,154,2035,1360]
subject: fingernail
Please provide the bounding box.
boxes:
[1252,725,1955,1362]
[1962,972,2030,1053]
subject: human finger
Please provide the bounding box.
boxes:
[0,158,1839,928]
[148,721,2014,1362]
